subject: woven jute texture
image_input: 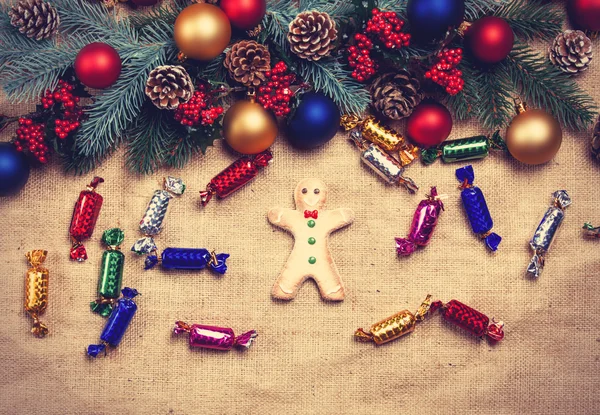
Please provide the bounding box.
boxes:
[1,10,600,415]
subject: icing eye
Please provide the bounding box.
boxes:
[302,188,308,194]
[314,189,320,194]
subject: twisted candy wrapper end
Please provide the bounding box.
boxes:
[486,320,505,341]
[395,238,416,256]
[484,232,502,252]
[164,176,186,195]
[121,287,139,299]
[173,321,191,335]
[144,255,159,270]
[400,175,419,194]
[234,330,258,349]
[553,190,571,210]
[526,251,543,278]
[26,250,48,266]
[420,147,442,165]
[456,165,475,186]
[131,236,158,255]
[90,300,114,317]
[87,343,106,358]
[583,222,600,238]
[70,243,88,261]
[209,253,230,275]
[30,314,49,338]
[199,186,215,207]
[254,150,273,166]
[354,328,374,342]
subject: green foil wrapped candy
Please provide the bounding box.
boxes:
[91,228,125,317]
[421,132,506,165]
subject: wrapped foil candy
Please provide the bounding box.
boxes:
[395,187,444,256]
[355,295,434,345]
[421,132,507,165]
[341,114,419,166]
[91,229,126,316]
[456,165,501,251]
[200,150,272,206]
[131,176,185,261]
[24,250,49,337]
[69,177,104,261]
[174,321,257,351]
[349,130,418,193]
[527,191,571,278]
[87,288,139,358]
[582,223,600,238]
[432,299,504,341]
[144,247,229,274]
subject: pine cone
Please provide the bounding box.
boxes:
[224,40,271,87]
[592,115,600,161]
[288,11,337,61]
[549,30,593,74]
[145,65,194,110]
[369,70,423,120]
[9,0,60,41]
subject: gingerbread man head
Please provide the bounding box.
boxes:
[294,178,328,211]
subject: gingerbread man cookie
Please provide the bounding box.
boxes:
[268,179,355,301]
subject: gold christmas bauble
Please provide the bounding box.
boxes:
[174,4,231,61]
[223,100,278,154]
[505,102,562,165]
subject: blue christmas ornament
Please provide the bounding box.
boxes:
[407,0,465,42]
[0,142,30,196]
[287,92,340,149]
[456,165,501,251]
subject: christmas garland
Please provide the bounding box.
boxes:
[0,0,597,175]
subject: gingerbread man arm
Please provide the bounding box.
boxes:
[268,207,296,231]
[323,208,355,233]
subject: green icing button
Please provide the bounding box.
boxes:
[307,220,315,228]
[308,256,316,264]
[308,237,316,245]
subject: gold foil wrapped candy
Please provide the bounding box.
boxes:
[341,114,419,166]
[355,295,433,345]
[24,250,49,337]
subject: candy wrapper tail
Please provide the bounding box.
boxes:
[583,222,600,238]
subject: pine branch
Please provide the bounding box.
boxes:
[262,0,295,53]
[495,0,562,42]
[125,103,177,174]
[129,0,188,28]
[474,64,514,130]
[505,43,597,131]
[164,124,222,168]
[298,59,369,115]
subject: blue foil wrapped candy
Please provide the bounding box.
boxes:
[87,288,139,357]
[527,191,571,278]
[456,165,501,251]
[131,177,185,265]
[144,248,229,275]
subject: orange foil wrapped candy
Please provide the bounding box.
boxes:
[355,295,434,345]
[24,250,49,337]
[69,177,104,261]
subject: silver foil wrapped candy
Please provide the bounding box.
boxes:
[528,190,571,278]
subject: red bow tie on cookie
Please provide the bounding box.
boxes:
[304,210,318,219]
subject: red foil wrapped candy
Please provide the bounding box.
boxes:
[200,150,272,206]
[174,321,257,351]
[69,177,104,261]
[395,187,444,256]
[432,299,504,341]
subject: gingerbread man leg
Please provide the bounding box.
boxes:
[313,265,345,301]
[271,256,310,300]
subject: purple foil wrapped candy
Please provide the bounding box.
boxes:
[174,321,257,351]
[395,187,444,256]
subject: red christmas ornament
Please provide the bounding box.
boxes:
[219,0,266,30]
[130,0,159,5]
[568,0,600,32]
[74,43,122,89]
[466,16,514,64]
[406,101,453,148]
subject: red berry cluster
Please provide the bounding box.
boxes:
[174,84,223,127]
[256,61,297,117]
[14,119,48,163]
[348,34,376,82]
[14,80,84,163]
[425,48,465,95]
[365,9,411,49]
[348,9,411,82]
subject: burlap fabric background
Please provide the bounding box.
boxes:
[1,4,600,413]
